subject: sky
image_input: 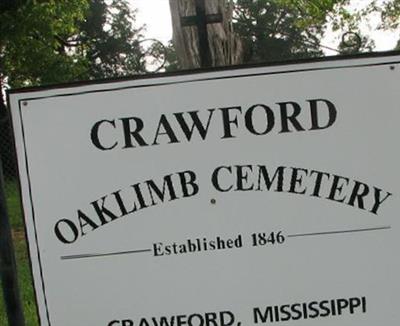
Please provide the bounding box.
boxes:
[130,0,399,55]
[131,0,173,44]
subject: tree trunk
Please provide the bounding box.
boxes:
[169,0,242,69]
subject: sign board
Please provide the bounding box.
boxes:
[8,54,400,326]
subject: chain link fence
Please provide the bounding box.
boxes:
[0,108,22,229]
[0,106,35,326]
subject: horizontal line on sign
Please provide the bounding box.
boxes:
[288,226,391,238]
[61,248,152,260]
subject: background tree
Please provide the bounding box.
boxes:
[77,0,146,79]
[0,0,89,89]
[0,0,148,90]
[233,0,359,63]
[372,0,400,49]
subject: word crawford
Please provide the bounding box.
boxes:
[91,99,337,150]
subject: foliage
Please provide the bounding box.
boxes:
[161,41,180,72]
[0,0,147,89]
[0,0,89,88]
[232,0,362,63]
[77,0,146,79]
[369,0,400,50]
[278,0,350,30]
[378,0,400,29]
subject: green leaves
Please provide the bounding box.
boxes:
[80,0,146,79]
[231,0,392,63]
[0,0,148,89]
[0,0,89,87]
[233,0,333,63]
[379,0,400,29]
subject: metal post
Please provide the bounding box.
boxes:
[0,157,25,326]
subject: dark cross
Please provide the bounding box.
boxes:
[180,0,223,68]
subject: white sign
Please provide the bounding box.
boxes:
[9,54,400,326]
